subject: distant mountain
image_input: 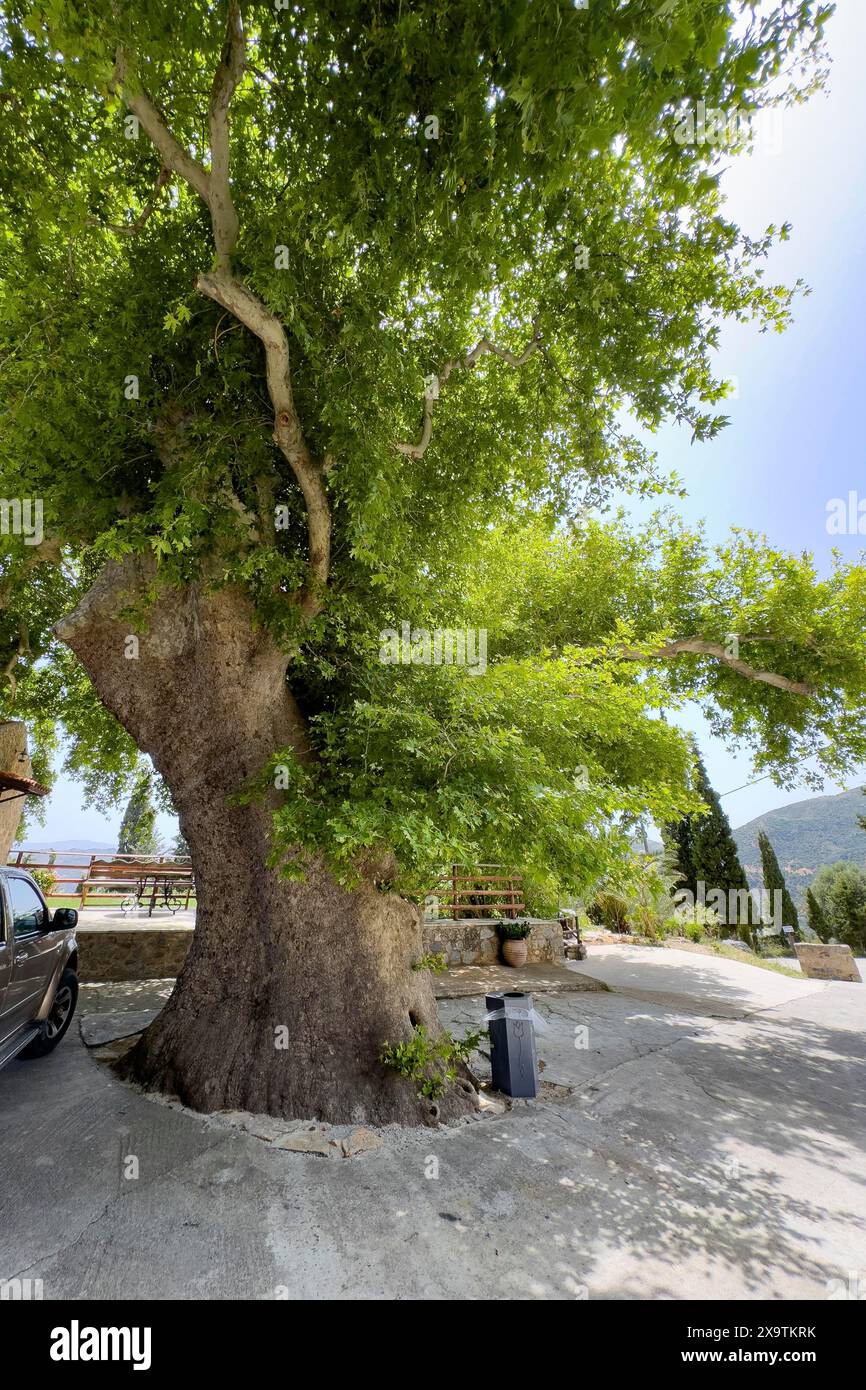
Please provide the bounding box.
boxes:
[734,785,866,908]
[15,839,115,851]
[10,839,116,868]
[631,837,664,855]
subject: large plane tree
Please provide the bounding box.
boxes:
[1,0,857,1124]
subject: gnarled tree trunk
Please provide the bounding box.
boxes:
[56,559,476,1126]
[0,720,32,864]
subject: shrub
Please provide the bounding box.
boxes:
[683,920,704,944]
[809,861,866,953]
[522,873,560,919]
[412,951,448,975]
[673,901,721,938]
[630,906,664,941]
[498,917,533,941]
[29,866,57,898]
[379,1025,483,1102]
[588,890,631,933]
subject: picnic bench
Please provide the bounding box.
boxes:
[80,859,194,917]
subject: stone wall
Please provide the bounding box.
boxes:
[77,926,193,983]
[76,917,564,983]
[422,918,564,967]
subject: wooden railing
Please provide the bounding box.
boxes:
[80,859,194,912]
[6,848,194,905]
[10,849,522,922]
[424,865,525,920]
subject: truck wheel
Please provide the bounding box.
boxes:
[19,969,79,1058]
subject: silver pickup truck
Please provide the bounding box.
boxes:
[0,867,79,1071]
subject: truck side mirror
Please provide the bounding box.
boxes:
[53,907,78,929]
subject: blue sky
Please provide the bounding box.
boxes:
[23,2,866,848]
[615,0,866,827]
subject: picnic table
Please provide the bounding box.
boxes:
[80,860,194,917]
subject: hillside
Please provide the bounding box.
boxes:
[15,839,114,852]
[9,839,116,871]
[734,784,866,906]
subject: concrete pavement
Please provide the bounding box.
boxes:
[1,949,864,1300]
[567,942,856,1016]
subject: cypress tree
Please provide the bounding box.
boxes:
[661,815,697,898]
[689,753,755,941]
[757,828,800,938]
[806,887,831,943]
[117,770,160,857]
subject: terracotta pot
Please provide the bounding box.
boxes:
[501,937,528,967]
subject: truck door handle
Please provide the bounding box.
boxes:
[14,953,27,966]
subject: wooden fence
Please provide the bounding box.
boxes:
[9,849,522,921]
[424,865,525,919]
[6,848,194,907]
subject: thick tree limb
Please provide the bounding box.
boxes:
[111,55,210,205]
[0,538,62,698]
[395,319,543,460]
[111,0,330,621]
[197,270,330,615]
[1,621,29,700]
[618,637,817,696]
[206,0,244,268]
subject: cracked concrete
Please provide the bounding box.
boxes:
[1,948,864,1299]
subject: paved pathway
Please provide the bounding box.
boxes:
[1,948,864,1299]
[436,961,607,998]
[568,942,855,1016]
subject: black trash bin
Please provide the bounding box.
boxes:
[485,991,539,1099]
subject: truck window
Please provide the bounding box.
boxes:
[8,878,49,936]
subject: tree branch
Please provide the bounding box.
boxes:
[207,0,244,268]
[394,319,543,460]
[1,621,30,700]
[88,166,172,237]
[111,0,330,622]
[617,637,817,696]
[0,537,62,613]
[197,270,330,618]
[0,539,62,698]
[111,53,210,205]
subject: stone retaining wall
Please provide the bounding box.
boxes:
[422,918,564,967]
[76,917,565,982]
[77,926,193,983]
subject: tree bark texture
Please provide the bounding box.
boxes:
[0,720,32,864]
[56,560,476,1125]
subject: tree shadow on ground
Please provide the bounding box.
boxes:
[438,985,866,1299]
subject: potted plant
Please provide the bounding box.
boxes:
[498,917,533,967]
